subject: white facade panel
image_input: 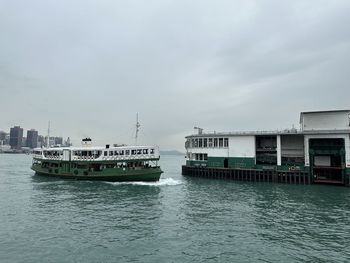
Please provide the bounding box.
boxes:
[277,135,281,166]
[63,149,70,161]
[228,136,255,158]
[302,111,350,131]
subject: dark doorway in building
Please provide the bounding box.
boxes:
[224,158,228,168]
[255,136,277,165]
[309,138,345,184]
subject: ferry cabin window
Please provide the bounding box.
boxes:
[119,150,124,155]
[137,149,142,155]
[131,150,136,155]
[194,139,198,148]
[195,153,207,161]
[94,151,102,158]
[224,138,229,147]
[150,149,154,154]
[114,151,119,155]
[104,151,108,156]
[109,151,114,156]
[203,138,207,148]
[143,149,148,154]
[125,150,130,155]
[219,138,223,147]
[214,138,218,147]
[198,138,203,148]
[185,139,190,148]
[191,139,195,148]
[208,138,213,147]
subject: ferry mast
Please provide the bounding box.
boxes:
[135,113,140,146]
[46,121,50,148]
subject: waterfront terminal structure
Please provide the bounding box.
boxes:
[182,110,350,186]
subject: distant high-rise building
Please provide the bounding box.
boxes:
[64,137,72,147]
[54,137,63,146]
[22,137,27,147]
[0,131,6,144]
[9,126,23,149]
[26,129,38,148]
[38,135,45,147]
[49,137,55,147]
[4,134,10,145]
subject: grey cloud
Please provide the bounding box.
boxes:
[1,0,350,150]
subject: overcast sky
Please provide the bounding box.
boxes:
[1,0,350,150]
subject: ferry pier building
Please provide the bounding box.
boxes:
[182,110,350,186]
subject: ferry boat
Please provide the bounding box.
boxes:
[31,138,163,181]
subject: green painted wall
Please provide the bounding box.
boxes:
[207,157,225,168]
[186,160,207,167]
[206,157,255,168]
[277,165,309,172]
[188,156,311,172]
[228,157,255,168]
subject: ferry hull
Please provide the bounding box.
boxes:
[31,165,162,182]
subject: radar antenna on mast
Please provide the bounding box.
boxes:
[135,113,141,145]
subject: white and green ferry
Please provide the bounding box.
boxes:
[31,139,163,181]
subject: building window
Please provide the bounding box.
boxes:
[214,138,218,147]
[208,138,213,147]
[219,138,223,147]
[224,138,229,147]
[195,153,208,161]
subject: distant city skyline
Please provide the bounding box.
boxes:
[0,125,70,152]
[1,1,350,150]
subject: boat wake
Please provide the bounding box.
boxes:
[106,178,182,187]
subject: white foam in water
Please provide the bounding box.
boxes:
[106,178,182,187]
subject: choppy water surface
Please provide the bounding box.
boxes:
[0,154,350,262]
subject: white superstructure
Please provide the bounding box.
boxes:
[33,145,160,162]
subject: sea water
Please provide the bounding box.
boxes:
[0,154,350,262]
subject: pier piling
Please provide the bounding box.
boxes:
[182,166,312,185]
